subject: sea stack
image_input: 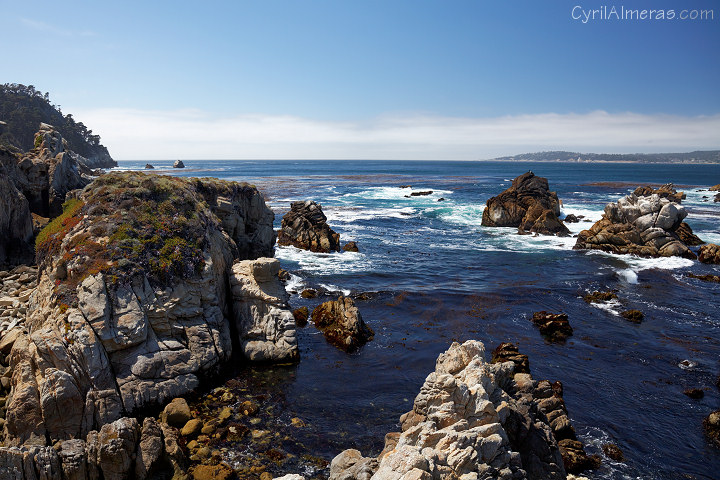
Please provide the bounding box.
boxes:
[482,171,569,236]
[173,159,185,168]
[277,200,341,252]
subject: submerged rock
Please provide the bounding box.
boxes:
[145,163,154,169]
[601,443,625,462]
[698,244,720,264]
[311,296,373,352]
[621,310,644,324]
[530,311,573,342]
[574,188,697,259]
[330,340,569,480]
[277,200,341,253]
[482,171,569,236]
[583,291,618,303]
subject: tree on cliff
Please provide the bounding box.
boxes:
[0,83,114,165]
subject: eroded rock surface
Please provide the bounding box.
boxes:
[481,172,569,236]
[330,340,571,480]
[698,244,720,264]
[574,188,697,259]
[277,201,341,252]
[230,258,298,362]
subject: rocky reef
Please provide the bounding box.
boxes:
[574,186,697,259]
[0,172,289,451]
[277,201,341,252]
[329,340,597,480]
[481,172,569,236]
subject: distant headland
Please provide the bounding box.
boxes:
[486,150,720,164]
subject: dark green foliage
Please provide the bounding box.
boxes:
[0,83,113,162]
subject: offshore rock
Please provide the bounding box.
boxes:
[311,296,374,352]
[633,184,685,203]
[277,200,341,252]
[574,189,696,259]
[530,311,573,342]
[330,340,568,480]
[482,172,569,236]
[698,244,720,264]
[174,160,185,168]
[230,258,299,362]
[3,173,277,447]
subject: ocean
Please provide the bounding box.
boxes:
[115,160,720,479]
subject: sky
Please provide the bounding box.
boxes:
[1,0,719,160]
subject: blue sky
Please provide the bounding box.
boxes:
[2,0,719,159]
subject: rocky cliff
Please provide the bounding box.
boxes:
[1,172,290,449]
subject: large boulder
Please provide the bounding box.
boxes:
[230,258,298,362]
[330,340,568,480]
[481,172,569,236]
[574,189,696,259]
[3,172,278,447]
[311,296,374,352]
[277,200,341,252]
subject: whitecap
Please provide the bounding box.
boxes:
[274,245,371,275]
[590,298,624,314]
[324,207,416,223]
[617,269,639,284]
[342,186,453,201]
[318,283,352,296]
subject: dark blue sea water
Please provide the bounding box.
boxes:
[117,160,720,479]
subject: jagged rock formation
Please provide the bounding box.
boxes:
[574,188,697,259]
[230,258,298,362]
[633,184,685,203]
[277,201,341,252]
[0,166,33,265]
[311,296,373,352]
[698,244,720,264]
[173,160,185,168]
[329,340,571,480]
[481,172,569,236]
[1,172,279,448]
[0,416,186,480]
[675,222,704,246]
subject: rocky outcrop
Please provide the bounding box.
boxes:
[704,410,720,448]
[674,222,704,246]
[530,312,573,342]
[633,184,685,203]
[343,241,359,252]
[574,189,696,259]
[0,416,186,480]
[277,201,341,252]
[708,184,720,192]
[230,258,298,362]
[2,173,279,447]
[698,244,720,264]
[311,296,373,352]
[481,172,569,236]
[490,343,529,374]
[174,160,185,168]
[330,340,569,480]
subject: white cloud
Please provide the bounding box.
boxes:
[71,108,720,160]
[20,18,96,37]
